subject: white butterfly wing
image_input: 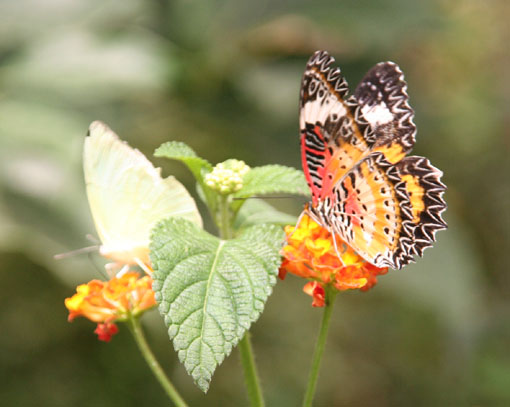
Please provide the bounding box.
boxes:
[84,121,202,265]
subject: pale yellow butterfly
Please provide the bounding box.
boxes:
[83,121,202,274]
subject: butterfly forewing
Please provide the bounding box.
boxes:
[300,51,375,206]
[84,121,202,266]
[354,62,416,164]
[300,51,447,269]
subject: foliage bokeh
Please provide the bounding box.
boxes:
[1,0,509,405]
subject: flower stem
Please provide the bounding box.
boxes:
[217,194,265,406]
[239,333,266,407]
[302,288,337,407]
[127,316,188,407]
[218,194,232,239]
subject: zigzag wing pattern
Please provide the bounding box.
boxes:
[396,156,447,257]
[354,62,416,164]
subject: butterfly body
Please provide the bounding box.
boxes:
[300,51,446,269]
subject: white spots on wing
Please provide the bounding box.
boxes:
[301,94,347,128]
[361,102,393,126]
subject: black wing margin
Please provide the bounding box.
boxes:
[396,156,447,260]
[354,62,416,153]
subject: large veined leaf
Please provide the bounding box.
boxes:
[150,218,284,392]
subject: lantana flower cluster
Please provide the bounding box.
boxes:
[65,271,156,341]
[279,214,388,307]
[205,159,250,194]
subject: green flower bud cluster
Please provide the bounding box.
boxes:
[205,159,250,194]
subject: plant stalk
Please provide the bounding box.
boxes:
[239,333,266,407]
[218,194,232,239]
[302,288,337,407]
[218,194,265,407]
[127,316,188,407]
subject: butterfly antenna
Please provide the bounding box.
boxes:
[85,234,100,244]
[54,245,100,260]
[232,195,299,201]
[330,229,346,267]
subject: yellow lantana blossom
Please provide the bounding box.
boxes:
[279,214,388,306]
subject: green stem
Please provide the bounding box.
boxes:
[302,289,338,407]
[239,333,266,407]
[218,194,232,239]
[127,316,188,407]
[217,194,265,407]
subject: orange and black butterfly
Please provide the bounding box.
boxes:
[300,50,447,269]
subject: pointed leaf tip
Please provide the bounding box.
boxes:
[154,141,216,210]
[150,217,284,392]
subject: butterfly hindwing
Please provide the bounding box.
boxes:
[310,153,416,269]
[396,156,447,257]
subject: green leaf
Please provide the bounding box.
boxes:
[231,165,309,213]
[233,199,298,231]
[235,165,309,198]
[150,218,284,392]
[154,141,213,180]
[154,141,217,210]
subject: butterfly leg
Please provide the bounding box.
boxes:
[329,228,346,267]
[105,262,130,278]
[105,262,119,277]
[287,209,308,240]
[135,257,153,277]
[116,264,130,277]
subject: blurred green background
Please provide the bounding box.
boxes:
[1,0,509,406]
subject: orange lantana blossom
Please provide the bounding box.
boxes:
[279,214,388,307]
[65,271,156,342]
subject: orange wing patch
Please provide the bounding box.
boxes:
[320,123,369,199]
[354,157,402,264]
[373,142,406,164]
[401,174,425,223]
